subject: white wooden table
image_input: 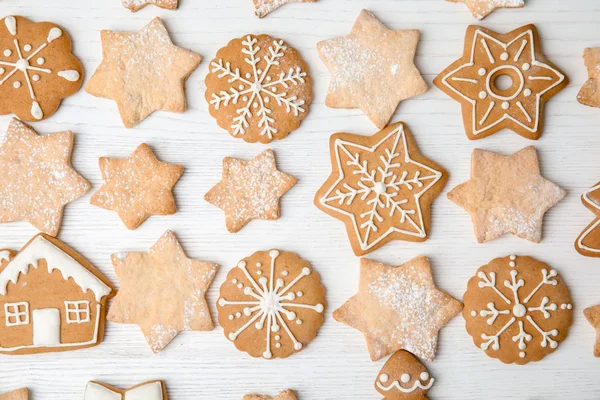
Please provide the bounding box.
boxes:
[0,0,599,398]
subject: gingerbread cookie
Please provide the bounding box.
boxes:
[575,182,600,257]
[317,10,428,129]
[447,0,524,20]
[218,250,325,359]
[107,230,218,354]
[463,255,573,364]
[0,233,115,355]
[315,122,447,256]
[86,17,202,128]
[254,0,316,18]
[84,381,167,400]
[90,143,184,230]
[375,351,434,400]
[434,24,568,140]
[334,256,462,362]
[584,305,600,357]
[206,34,312,143]
[0,389,28,400]
[205,149,297,233]
[577,48,600,108]
[0,16,83,121]
[243,390,296,400]
[122,0,178,12]
[0,118,90,236]
[448,146,566,243]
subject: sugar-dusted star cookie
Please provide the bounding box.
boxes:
[85,381,167,400]
[434,24,568,140]
[575,181,600,257]
[314,122,447,256]
[254,0,316,18]
[584,304,600,357]
[374,351,434,400]
[107,230,219,353]
[447,0,524,20]
[578,48,600,108]
[122,0,178,12]
[333,256,462,362]
[448,146,566,243]
[205,149,297,233]
[90,143,183,230]
[244,390,297,400]
[0,118,89,236]
[86,17,202,128]
[0,389,28,400]
[317,10,428,129]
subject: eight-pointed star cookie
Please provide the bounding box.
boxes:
[107,230,219,354]
[314,122,447,256]
[333,256,462,362]
[254,0,316,18]
[243,389,297,400]
[0,389,28,400]
[121,0,178,12]
[0,118,89,236]
[86,17,202,128]
[448,146,566,243]
[577,48,600,108]
[317,10,428,129]
[446,0,524,20]
[434,24,568,140]
[205,149,297,233]
[90,143,183,230]
[584,304,600,357]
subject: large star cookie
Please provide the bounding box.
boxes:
[86,17,202,128]
[121,0,178,12]
[244,390,297,400]
[253,0,316,18]
[577,48,600,108]
[448,146,566,243]
[107,230,218,353]
[0,389,28,400]
[90,143,183,230]
[584,305,600,357]
[0,118,89,236]
[575,181,600,257]
[314,122,447,256]
[333,257,462,362]
[318,10,427,129]
[205,149,297,233]
[85,381,166,400]
[374,351,434,400]
[447,0,524,20]
[434,24,568,140]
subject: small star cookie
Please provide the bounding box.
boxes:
[374,351,434,400]
[253,0,316,18]
[86,17,202,128]
[575,181,600,257]
[84,381,167,400]
[90,143,183,230]
[448,146,566,243]
[0,389,28,400]
[107,231,219,354]
[243,389,297,400]
[122,0,178,12]
[333,256,462,362]
[584,304,600,357]
[577,48,600,108]
[447,0,524,20]
[317,10,428,129]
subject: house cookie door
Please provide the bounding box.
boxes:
[32,308,60,346]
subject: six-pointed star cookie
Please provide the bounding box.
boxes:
[0,118,89,236]
[0,389,28,400]
[584,305,600,357]
[448,146,566,243]
[244,390,297,400]
[254,0,316,18]
[577,48,600,108]
[314,122,447,256]
[107,230,219,353]
[121,0,178,12]
[86,17,202,128]
[447,0,524,20]
[90,143,183,230]
[317,10,428,129]
[334,256,462,361]
[434,24,568,140]
[205,149,297,233]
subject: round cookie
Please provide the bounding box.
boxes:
[374,350,434,400]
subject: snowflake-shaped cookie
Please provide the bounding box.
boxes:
[463,255,573,364]
[0,16,83,121]
[206,34,312,143]
[217,250,326,359]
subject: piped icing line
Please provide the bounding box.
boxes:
[376,377,434,393]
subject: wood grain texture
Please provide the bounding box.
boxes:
[0,0,599,398]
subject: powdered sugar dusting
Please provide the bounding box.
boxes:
[122,0,178,12]
[450,0,525,20]
[253,0,316,18]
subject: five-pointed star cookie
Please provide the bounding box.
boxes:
[578,48,600,108]
[254,0,316,18]
[317,10,428,129]
[244,390,297,400]
[205,149,297,233]
[447,0,524,20]
[448,146,566,243]
[0,389,28,400]
[107,230,219,353]
[122,0,178,12]
[86,17,202,128]
[90,143,183,230]
[334,256,462,362]
[0,118,89,236]
[584,305,600,357]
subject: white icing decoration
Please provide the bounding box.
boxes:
[12,81,20,88]
[32,74,39,82]
[478,91,487,99]
[578,184,600,253]
[84,381,163,400]
[57,70,80,82]
[478,68,486,76]
[500,52,509,60]
[37,57,44,65]
[23,44,31,52]
[84,382,122,400]
[0,67,4,74]
[379,374,389,383]
[4,17,16,36]
[47,27,62,43]
[0,250,11,261]
[4,301,29,326]
[32,308,60,345]
[376,372,435,393]
[65,300,91,324]
[3,49,11,57]
[30,101,43,120]
[400,373,411,383]
[420,372,429,381]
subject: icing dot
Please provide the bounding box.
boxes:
[256,262,262,268]
[400,373,411,383]
[263,350,272,359]
[478,68,486,76]
[478,91,487,99]
[264,97,270,104]
[253,102,258,108]
[420,372,429,381]
[500,52,509,60]
[245,72,251,79]
[12,81,20,89]
[23,44,32,52]
[232,279,238,284]
[282,270,289,276]
[242,96,248,101]
[522,63,531,71]
[510,255,516,260]
[524,89,532,97]
[316,304,324,313]
[238,261,247,269]
[297,291,303,297]
[237,283,243,289]
[509,261,516,268]
[257,270,262,275]
[568,304,573,310]
[238,85,244,90]
[266,76,272,82]
[257,69,262,75]
[296,319,303,325]
[243,287,252,295]
[471,310,477,317]
[0,67,4,74]
[3,49,11,57]
[561,304,566,310]
[502,101,510,110]
[294,342,303,350]
[229,333,237,340]
[271,87,277,92]
[275,335,280,341]
[519,351,526,358]
[379,374,389,383]
[275,343,281,348]
[513,304,526,318]
[37,57,45,65]
[228,315,234,320]
[235,312,241,318]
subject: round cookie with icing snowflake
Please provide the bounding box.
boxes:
[205,34,312,144]
[217,250,325,359]
[374,350,434,400]
[0,16,83,122]
[463,255,573,365]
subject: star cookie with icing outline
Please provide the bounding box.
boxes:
[122,0,178,12]
[577,48,600,108]
[333,256,462,362]
[107,230,219,354]
[434,24,568,140]
[254,0,316,18]
[0,389,28,400]
[244,390,297,400]
[90,143,183,230]
[447,0,524,20]
[0,118,89,236]
[318,10,428,129]
[86,17,202,128]
[205,149,297,233]
[584,304,600,357]
[448,146,566,243]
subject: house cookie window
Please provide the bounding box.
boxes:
[4,302,29,326]
[65,301,90,324]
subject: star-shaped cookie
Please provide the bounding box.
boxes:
[107,230,218,353]
[334,256,462,362]
[0,118,89,236]
[317,10,428,129]
[448,146,566,243]
[0,389,28,400]
[447,0,524,20]
[584,305,600,357]
[578,48,600,108]
[244,390,297,400]
[86,17,202,128]
[122,0,178,12]
[254,0,316,18]
[205,149,297,233]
